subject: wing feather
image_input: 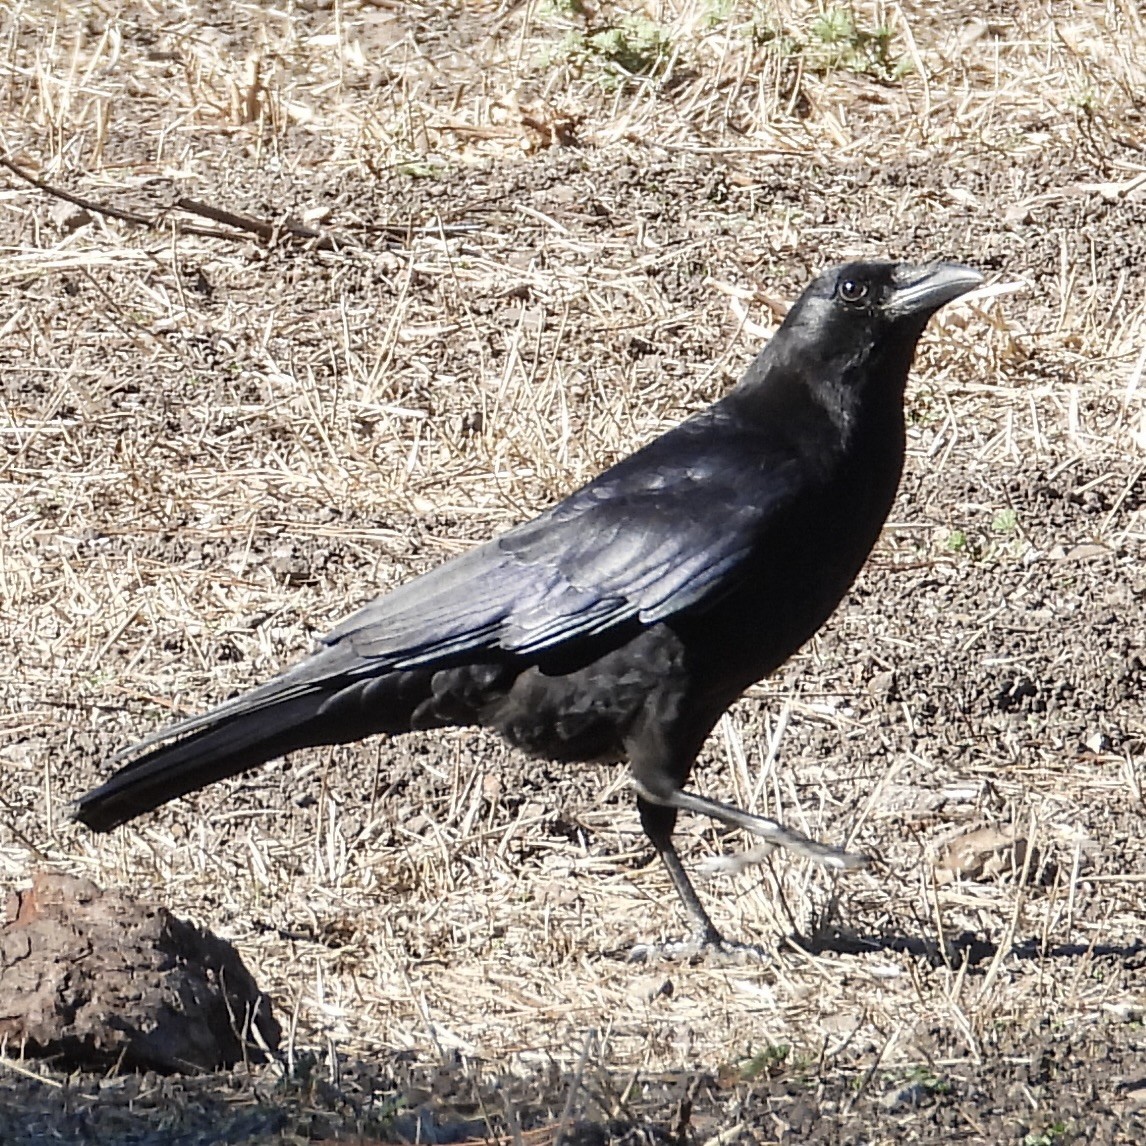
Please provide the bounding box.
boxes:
[321,415,808,667]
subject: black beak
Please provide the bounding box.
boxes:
[887,262,984,319]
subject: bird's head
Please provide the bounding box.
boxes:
[729,259,983,430]
[780,259,983,372]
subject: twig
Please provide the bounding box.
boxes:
[555,1027,595,1145]
[1,154,244,241]
[173,197,356,251]
[0,155,151,226]
[1,154,477,251]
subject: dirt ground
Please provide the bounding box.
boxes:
[2,0,1145,1142]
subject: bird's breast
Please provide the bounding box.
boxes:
[682,423,905,701]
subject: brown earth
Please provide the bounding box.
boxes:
[1,0,1145,1142]
[1,872,280,1073]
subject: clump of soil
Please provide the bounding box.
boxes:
[0,872,279,1073]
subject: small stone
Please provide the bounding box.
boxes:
[933,826,1043,883]
[1085,731,1111,754]
[868,670,897,700]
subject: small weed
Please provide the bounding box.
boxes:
[902,1066,951,1095]
[586,16,673,79]
[1069,84,1100,113]
[943,508,1026,562]
[396,160,446,180]
[704,0,737,28]
[586,17,672,77]
[992,508,1018,534]
[541,14,673,87]
[807,6,906,80]
[736,6,781,48]
[1023,1123,1069,1146]
[738,1043,790,1080]
[811,7,853,45]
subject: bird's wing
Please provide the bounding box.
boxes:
[108,417,811,762]
[327,419,808,667]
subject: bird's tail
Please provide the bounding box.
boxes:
[71,658,437,831]
[72,648,518,832]
[72,690,349,831]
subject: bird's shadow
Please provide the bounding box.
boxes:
[797,929,1145,971]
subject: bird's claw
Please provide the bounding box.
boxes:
[627,932,770,965]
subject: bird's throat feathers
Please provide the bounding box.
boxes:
[727,298,921,452]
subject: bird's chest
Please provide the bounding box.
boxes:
[684,433,904,696]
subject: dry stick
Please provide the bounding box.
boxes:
[176,197,480,246]
[1,154,240,242]
[0,1050,64,1089]
[0,154,151,225]
[0,805,52,862]
[555,1027,596,1146]
[1,154,474,251]
[173,197,356,252]
[840,1023,897,1116]
[975,809,1040,1005]
[501,1091,525,1146]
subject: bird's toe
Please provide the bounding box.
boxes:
[626,932,770,965]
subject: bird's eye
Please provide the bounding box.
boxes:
[838,278,868,304]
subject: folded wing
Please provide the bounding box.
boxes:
[332,419,805,664]
[114,417,807,759]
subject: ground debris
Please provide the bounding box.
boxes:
[0,872,279,1073]
[3,0,1146,1141]
[932,824,1031,881]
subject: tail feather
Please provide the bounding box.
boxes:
[72,691,344,831]
[72,664,442,831]
[73,657,516,832]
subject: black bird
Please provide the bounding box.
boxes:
[74,260,982,956]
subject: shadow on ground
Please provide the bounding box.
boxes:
[2,1016,1143,1146]
[805,929,1146,971]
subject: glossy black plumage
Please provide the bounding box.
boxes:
[73,259,982,953]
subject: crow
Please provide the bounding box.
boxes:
[73,259,982,957]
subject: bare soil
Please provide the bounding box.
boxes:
[1,1,1145,1142]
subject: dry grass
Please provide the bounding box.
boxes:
[2,0,1146,1135]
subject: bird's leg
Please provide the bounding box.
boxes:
[653,834,724,947]
[642,784,870,871]
[628,797,768,963]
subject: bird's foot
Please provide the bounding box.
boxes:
[696,844,777,877]
[627,929,769,965]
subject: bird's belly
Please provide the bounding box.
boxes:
[481,628,690,765]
